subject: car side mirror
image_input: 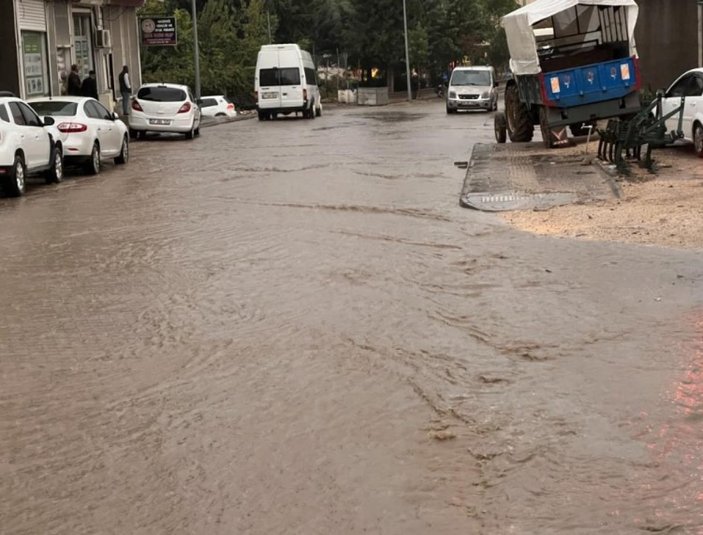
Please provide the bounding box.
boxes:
[43,116,55,126]
[112,112,120,120]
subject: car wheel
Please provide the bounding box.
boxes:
[315,104,322,117]
[129,128,138,140]
[185,125,195,140]
[115,136,129,165]
[215,112,226,117]
[5,154,26,197]
[44,145,64,184]
[694,123,703,158]
[309,102,316,120]
[194,126,200,137]
[85,142,100,175]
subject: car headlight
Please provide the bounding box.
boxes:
[449,91,457,99]
[481,91,489,99]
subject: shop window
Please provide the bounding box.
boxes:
[22,32,49,97]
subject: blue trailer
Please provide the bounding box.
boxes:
[496,0,642,148]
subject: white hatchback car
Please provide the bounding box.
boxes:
[200,95,237,118]
[662,68,703,158]
[29,97,129,175]
[129,83,201,139]
[0,94,63,196]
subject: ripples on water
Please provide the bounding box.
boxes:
[1,104,703,534]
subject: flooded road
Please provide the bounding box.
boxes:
[1,100,703,534]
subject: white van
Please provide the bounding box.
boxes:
[255,44,322,120]
[446,66,498,113]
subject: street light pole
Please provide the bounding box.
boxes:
[191,0,201,99]
[402,0,412,102]
[698,0,703,68]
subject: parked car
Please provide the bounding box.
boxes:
[0,95,63,196]
[446,66,498,114]
[661,68,703,158]
[129,83,201,139]
[200,95,237,118]
[29,96,129,175]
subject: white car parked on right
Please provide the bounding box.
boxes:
[662,68,703,158]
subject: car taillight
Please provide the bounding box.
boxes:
[178,102,191,113]
[303,88,308,101]
[57,122,88,133]
[131,100,143,112]
[227,103,234,110]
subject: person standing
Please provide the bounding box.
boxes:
[67,64,82,96]
[82,70,98,100]
[118,65,132,116]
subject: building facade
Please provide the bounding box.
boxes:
[0,0,145,112]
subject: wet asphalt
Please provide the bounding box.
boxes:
[1,100,703,534]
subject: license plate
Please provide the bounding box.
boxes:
[262,92,278,99]
[149,119,171,125]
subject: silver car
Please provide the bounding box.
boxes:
[446,66,498,113]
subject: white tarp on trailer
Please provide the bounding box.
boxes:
[502,0,639,76]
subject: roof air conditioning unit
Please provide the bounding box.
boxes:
[96,29,112,49]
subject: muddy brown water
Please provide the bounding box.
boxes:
[1,101,702,534]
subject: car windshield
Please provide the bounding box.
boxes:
[259,68,301,86]
[137,87,187,102]
[29,101,78,117]
[451,70,491,86]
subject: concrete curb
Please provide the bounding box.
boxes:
[200,112,257,128]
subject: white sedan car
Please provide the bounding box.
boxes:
[662,68,703,158]
[200,95,237,118]
[29,96,129,175]
[129,83,201,140]
[0,94,63,196]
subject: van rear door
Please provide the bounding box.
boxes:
[258,66,282,110]
[277,67,303,109]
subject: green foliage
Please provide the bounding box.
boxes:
[139,0,274,105]
[138,0,518,99]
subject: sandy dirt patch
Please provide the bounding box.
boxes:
[501,143,703,249]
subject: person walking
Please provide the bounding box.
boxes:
[67,64,82,96]
[82,70,98,100]
[118,65,132,116]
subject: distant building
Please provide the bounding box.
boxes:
[0,0,144,112]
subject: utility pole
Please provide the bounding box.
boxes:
[402,0,411,102]
[267,11,272,43]
[699,0,703,68]
[191,0,201,99]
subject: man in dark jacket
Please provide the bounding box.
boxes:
[82,70,98,100]
[67,64,82,96]
[118,65,132,115]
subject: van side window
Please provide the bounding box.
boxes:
[304,68,317,86]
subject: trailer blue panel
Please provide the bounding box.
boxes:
[542,56,640,109]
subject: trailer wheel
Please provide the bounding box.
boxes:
[540,106,556,149]
[505,84,533,142]
[494,112,507,143]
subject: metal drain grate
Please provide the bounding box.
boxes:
[460,191,578,212]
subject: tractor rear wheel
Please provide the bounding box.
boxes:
[505,84,533,142]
